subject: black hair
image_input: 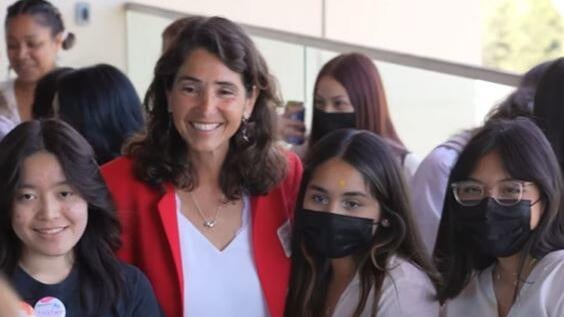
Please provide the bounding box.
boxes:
[54,64,144,164]
[0,119,123,315]
[286,129,439,317]
[7,0,75,49]
[434,118,564,302]
[533,57,564,173]
[32,67,74,118]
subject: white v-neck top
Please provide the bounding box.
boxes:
[176,193,269,317]
[444,250,564,317]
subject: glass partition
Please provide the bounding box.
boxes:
[125,9,515,158]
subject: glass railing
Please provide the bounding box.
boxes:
[125,3,518,157]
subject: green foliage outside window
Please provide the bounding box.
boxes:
[482,0,564,73]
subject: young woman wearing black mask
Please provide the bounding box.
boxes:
[279,53,418,181]
[434,118,564,317]
[285,129,439,317]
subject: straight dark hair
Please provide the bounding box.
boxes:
[285,129,439,317]
[434,118,564,302]
[125,15,286,199]
[309,53,405,156]
[55,64,145,165]
[32,67,74,118]
[0,119,123,315]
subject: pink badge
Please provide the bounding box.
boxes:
[34,296,66,317]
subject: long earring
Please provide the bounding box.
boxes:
[241,116,250,143]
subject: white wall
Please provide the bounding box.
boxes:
[325,0,482,65]
[0,0,127,79]
[0,0,492,156]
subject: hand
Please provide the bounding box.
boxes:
[279,102,306,144]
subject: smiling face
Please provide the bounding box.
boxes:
[6,14,62,84]
[303,157,381,221]
[11,152,88,262]
[167,48,257,158]
[314,76,354,113]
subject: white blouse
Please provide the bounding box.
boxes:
[333,256,439,317]
[444,250,564,317]
[175,193,269,317]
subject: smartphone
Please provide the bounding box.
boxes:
[285,101,305,145]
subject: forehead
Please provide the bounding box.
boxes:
[6,14,52,37]
[175,48,244,85]
[309,158,368,192]
[19,152,66,186]
[315,76,348,97]
[469,150,510,182]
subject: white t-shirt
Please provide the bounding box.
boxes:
[332,256,439,317]
[444,250,564,317]
[176,193,269,317]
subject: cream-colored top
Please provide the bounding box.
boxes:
[0,79,20,125]
[332,256,439,317]
[444,250,564,317]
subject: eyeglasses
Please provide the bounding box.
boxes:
[451,180,535,206]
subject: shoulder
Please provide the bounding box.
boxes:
[101,156,162,204]
[101,156,134,176]
[101,156,141,189]
[118,262,150,286]
[117,263,158,301]
[532,250,564,288]
[116,262,163,316]
[378,257,439,316]
[411,133,469,185]
[385,256,434,288]
[402,152,420,180]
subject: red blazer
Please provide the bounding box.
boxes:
[101,152,302,317]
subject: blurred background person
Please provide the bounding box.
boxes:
[411,60,552,253]
[1,0,75,128]
[533,57,564,174]
[161,16,190,53]
[280,53,418,180]
[32,64,145,164]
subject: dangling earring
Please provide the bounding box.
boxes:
[380,218,391,228]
[241,116,250,143]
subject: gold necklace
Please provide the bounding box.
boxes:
[189,192,226,229]
[494,258,537,286]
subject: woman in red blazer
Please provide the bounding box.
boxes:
[101,16,302,317]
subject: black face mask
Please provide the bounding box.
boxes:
[299,208,374,258]
[313,108,356,140]
[454,197,533,258]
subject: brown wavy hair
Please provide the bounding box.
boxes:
[125,16,286,199]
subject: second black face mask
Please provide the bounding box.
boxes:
[299,208,374,258]
[313,108,356,140]
[454,197,532,258]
